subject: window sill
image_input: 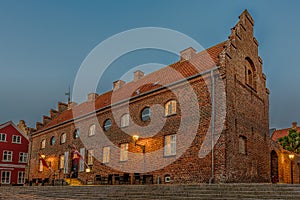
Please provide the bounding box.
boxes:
[163,154,176,158]
[164,113,177,118]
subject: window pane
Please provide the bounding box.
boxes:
[104,119,112,131]
[89,125,96,136]
[141,107,151,121]
[121,114,129,128]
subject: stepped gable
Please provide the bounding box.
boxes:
[36,41,226,132]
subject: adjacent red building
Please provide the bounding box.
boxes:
[0,121,29,185]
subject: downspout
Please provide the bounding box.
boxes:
[209,69,215,184]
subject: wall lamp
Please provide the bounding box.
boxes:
[132,135,145,153]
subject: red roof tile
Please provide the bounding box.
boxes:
[272,127,300,141]
[36,41,227,132]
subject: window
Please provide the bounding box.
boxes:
[164,134,176,156]
[17,171,25,184]
[245,57,256,89]
[1,171,11,184]
[39,160,43,172]
[121,114,129,128]
[3,151,12,162]
[19,152,28,163]
[12,135,21,144]
[239,136,247,154]
[0,133,7,142]
[74,129,80,139]
[88,124,96,136]
[120,143,128,161]
[87,149,94,165]
[60,133,66,144]
[41,139,46,149]
[141,107,151,121]
[103,146,110,163]
[103,119,112,131]
[59,155,64,169]
[165,100,177,116]
[50,136,56,146]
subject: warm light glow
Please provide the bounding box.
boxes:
[86,168,91,173]
[41,154,46,159]
[289,154,295,160]
[132,135,139,142]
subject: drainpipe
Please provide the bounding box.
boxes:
[209,69,215,184]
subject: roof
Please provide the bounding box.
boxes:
[35,41,227,133]
[271,127,300,141]
[0,121,29,140]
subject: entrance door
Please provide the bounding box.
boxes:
[71,155,79,178]
[271,150,279,183]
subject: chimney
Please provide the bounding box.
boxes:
[113,80,125,90]
[292,122,297,129]
[134,70,144,81]
[88,93,98,101]
[180,47,196,61]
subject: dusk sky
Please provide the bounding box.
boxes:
[0,0,299,129]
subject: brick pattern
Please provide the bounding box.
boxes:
[28,10,272,184]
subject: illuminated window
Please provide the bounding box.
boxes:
[89,124,96,136]
[103,146,110,163]
[164,134,176,156]
[39,160,43,172]
[87,149,94,165]
[41,139,46,149]
[165,100,177,116]
[121,114,129,128]
[120,143,128,161]
[60,133,66,144]
[59,155,64,169]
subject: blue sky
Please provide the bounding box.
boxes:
[0,0,299,129]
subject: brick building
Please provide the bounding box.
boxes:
[0,121,29,185]
[28,10,272,184]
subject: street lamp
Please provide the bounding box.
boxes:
[289,154,295,184]
[132,135,145,153]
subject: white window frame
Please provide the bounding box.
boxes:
[103,146,110,164]
[164,134,176,156]
[41,139,46,149]
[17,171,25,184]
[1,171,11,184]
[60,133,66,144]
[12,135,21,144]
[3,150,13,162]
[87,149,94,165]
[0,133,7,142]
[121,114,130,128]
[165,100,177,116]
[19,152,28,163]
[88,124,96,136]
[120,143,128,161]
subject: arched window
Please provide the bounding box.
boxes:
[121,114,129,128]
[165,100,177,116]
[74,129,80,139]
[239,136,247,154]
[245,57,256,89]
[103,119,112,131]
[141,107,151,121]
[50,136,56,146]
[60,133,66,144]
[88,124,96,136]
[41,139,46,149]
